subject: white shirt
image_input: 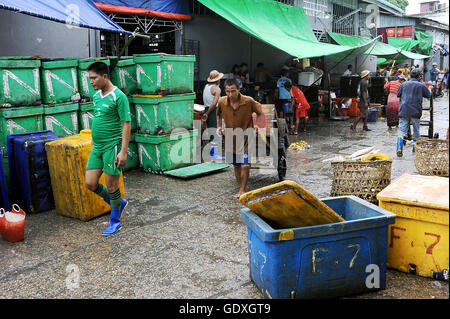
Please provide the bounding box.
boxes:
[343,69,352,76]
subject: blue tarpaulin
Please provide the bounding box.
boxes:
[0,0,131,34]
[94,0,191,20]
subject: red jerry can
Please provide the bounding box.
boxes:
[0,204,26,242]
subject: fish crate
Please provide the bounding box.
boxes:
[241,195,395,299]
[377,174,449,280]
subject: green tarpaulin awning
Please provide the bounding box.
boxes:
[197,0,377,63]
[415,30,433,56]
[388,37,419,52]
[328,32,429,60]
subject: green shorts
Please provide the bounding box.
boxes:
[86,144,122,176]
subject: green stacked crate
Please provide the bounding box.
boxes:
[131,53,197,173]
[40,59,79,104]
[109,56,137,96]
[136,130,198,173]
[133,53,195,95]
[0,58,42,107]
[79,101,94,130]
[43,102,79,137]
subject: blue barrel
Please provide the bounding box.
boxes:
[0,148,10,210]
[7,131,61,213]
[240,195,396,299]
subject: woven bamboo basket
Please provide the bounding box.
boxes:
[414,139,449,177]
[330,159,392,204]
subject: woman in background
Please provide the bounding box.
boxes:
[384,75,406,129]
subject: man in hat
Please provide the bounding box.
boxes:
[396,68,431,157]
[430,62,442,85]
[202,70,224,132]
[350,70,371,132]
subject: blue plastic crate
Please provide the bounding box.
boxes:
[367,108,379,122]
[240,195,396,299]
[7,130,61,213]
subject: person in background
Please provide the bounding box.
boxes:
[350,70,371,132]
[430,62,444,86]
[253,62,272,83]
[384,66,391,77]
[282,82,295,131]
[343,64,353,76]
[290,84,310,134]
[444,69,449,96]
[229,64,242,88]
[384,75,407,129]
[202,70,224,143]
[396,68,431,157]
[239,63,250,84]
[276,69,293,119]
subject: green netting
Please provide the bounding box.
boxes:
[197,0,377,63]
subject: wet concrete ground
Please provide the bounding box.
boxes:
[0,96,448,299]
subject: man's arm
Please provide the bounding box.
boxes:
[216,101,223,136]
[423,84,432,99]
[116,121,131,168]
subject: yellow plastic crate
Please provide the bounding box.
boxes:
[45,130,125,221]
[377,174,449,279]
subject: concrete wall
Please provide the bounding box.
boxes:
[177,15,293,81]
[0,9,100,58]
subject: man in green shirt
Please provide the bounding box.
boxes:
[84,62,131,236]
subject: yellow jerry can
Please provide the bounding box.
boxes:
[377,173,449,279]
[45,130,125,221]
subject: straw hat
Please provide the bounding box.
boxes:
[360,70,370,79]
[207,70,224,82]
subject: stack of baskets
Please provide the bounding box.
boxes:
[330,158,392,204]
[414,139,449,177]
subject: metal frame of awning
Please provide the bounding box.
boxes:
[107,12,182,34]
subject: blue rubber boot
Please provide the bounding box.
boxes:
[412,138,416,153]
[102,198,128,236]
[396,137,403,157]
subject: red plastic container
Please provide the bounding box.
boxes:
[0,204,26,242]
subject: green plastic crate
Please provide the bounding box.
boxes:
[77,57,110,100]
[109,57,137,96]
[133,53,195,95]
[79,101,94,130]
[40,59,79,104]
[123,133,139,171]
[130,93,195,135]
[0,59,42,107]
[136,129,198,172]
[43,102,79,137]
[0,106,44,155]
[127,97,137,132]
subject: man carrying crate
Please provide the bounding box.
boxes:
[84,62,131,235]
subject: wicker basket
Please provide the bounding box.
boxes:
[414,139,449,177]
[330,159,392,204]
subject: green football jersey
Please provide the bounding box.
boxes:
[91,86,131,151]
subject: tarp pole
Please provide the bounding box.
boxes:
[110,27,150,72]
